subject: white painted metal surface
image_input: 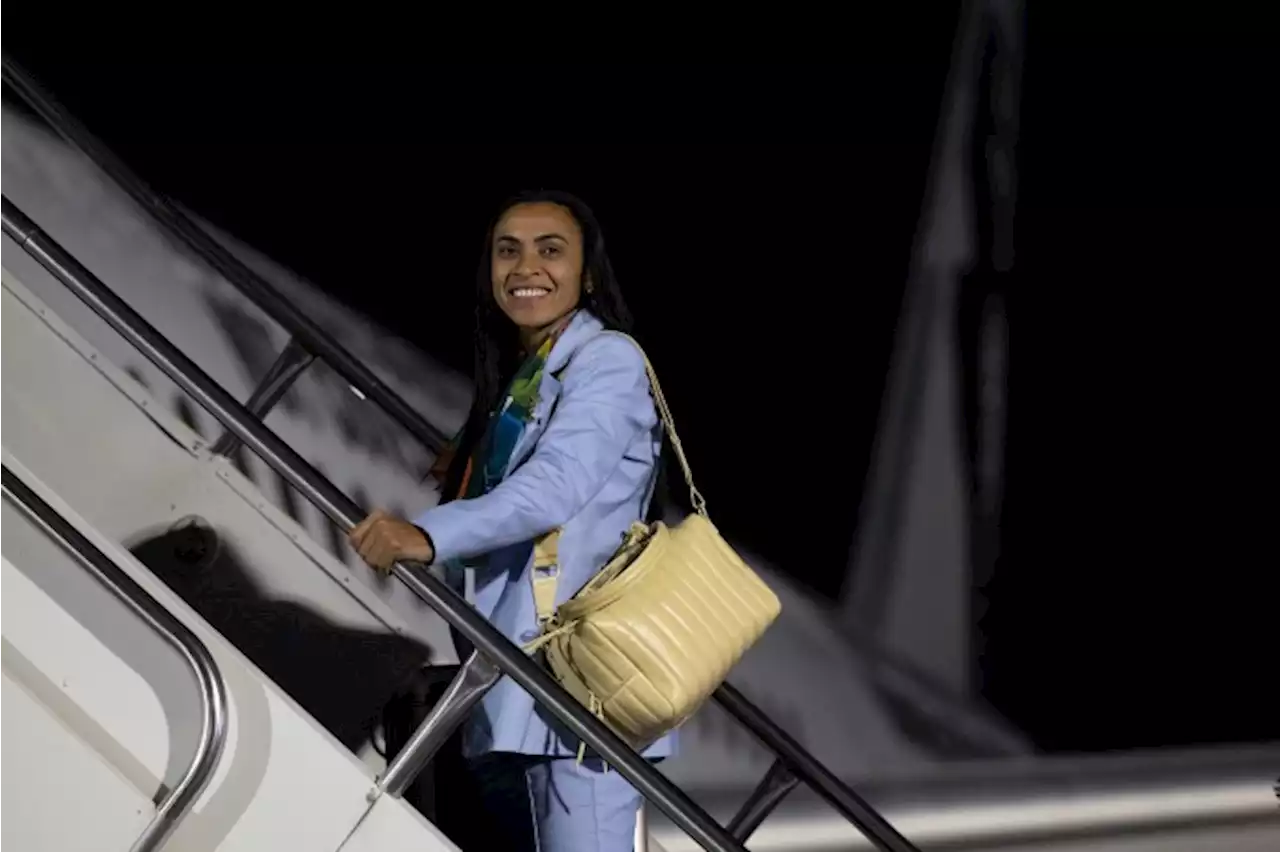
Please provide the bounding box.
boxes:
[3,637,156,852]
[1,270,454,657]
[0,279,457,848]
[1,456,458,850]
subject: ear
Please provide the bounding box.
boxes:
[583,271,595,294]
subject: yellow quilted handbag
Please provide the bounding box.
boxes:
[526,333,782,754]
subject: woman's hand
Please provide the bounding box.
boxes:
[348,509,434,574]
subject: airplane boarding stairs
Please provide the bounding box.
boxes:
[5,33,1280,847]
[1,271,463,850]
[5,203,1280,851]
[1,205,923,852]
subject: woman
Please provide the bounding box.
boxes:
[349,190,670,851]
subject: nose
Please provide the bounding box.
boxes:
[512,250,543,279]
[513,257,541,279]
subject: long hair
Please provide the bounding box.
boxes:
[441,190,675,519]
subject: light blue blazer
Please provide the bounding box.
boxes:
[414,311,676,759]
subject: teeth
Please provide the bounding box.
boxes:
[512,288,550,298]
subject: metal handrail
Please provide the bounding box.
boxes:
[1,55,921,849]
[1,56,449,455]
[2,197,747,852]
[1,464,229,852]
[717,683,914,848]
[651,751,1280,851]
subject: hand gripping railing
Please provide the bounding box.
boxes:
[2,57,920,849]
[2,197,746,852]
[1,464,229,852]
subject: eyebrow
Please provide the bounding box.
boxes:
[495,233,570,243]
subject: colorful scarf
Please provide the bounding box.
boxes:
[456,322,568,500]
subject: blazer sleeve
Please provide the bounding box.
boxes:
[413,334,656,564]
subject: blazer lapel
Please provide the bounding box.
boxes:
[503,373,560,477]
[503,311,604,477]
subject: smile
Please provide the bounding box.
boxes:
[509,287,552,299]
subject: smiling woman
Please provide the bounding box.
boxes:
[492,202,585,336]
[351,190,669,851]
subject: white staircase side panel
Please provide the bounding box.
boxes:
[2,668,155,852]
[1,105,469,517]
[1,453,457,851]
[1,269,454,657]
[3,552,174,790]
[0,265,457,848]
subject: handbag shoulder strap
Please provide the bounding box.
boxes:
[531,331,706,626]
[602,331,707,518]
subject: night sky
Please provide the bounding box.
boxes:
[7,9,1276,751]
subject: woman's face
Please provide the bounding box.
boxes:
[491,202,585,333]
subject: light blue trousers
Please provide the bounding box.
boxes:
[470,754,643,852]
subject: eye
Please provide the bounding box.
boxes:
[540,245,562,258]
[495,244,518,259]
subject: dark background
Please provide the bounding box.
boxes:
[3,52,955,599]
[6,7,1275,753]
[997,12,1274,751]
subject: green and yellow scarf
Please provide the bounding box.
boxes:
[455,320,570,500]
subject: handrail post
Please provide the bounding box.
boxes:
[635,801,651,852]
[381,559,744,852]
[373,650,502,800]
[2,464,230,852]
[714,683,918,852]
[726,758,799,843]
[211,335,314,456]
